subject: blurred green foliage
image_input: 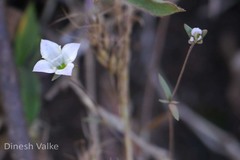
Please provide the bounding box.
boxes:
[19,68,41,123]
[127,0,185,16]
[14,3,41,124]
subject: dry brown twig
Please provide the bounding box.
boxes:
[114,2,134,160]
[88,1,135,159]
[83,1,101,159]
[179,104,240,160]
[45,77,170,160]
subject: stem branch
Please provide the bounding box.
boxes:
[168,112,174,160]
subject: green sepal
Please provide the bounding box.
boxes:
[184,24,192,38]
[52,74,61,81]
[197,40,203,44]
[202,29,208,38]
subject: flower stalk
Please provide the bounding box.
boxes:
[172,24,207,99]
[172,43,195,98]
[158,24,207,160]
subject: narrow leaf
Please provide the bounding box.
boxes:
[184,24,192,38]
[159,99,170,104]
[169,103,179,121]
[19,68,41,123]
[127,0,185,17]
[158,74,172,100]
[14,3,40,66]
[170,100,179,104]
[159,99,179,105]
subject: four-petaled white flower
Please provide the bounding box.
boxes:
[33,39,80,76]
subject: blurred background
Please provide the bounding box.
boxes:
[1,0,240,160]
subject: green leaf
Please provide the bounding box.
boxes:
[159,99,179,104]
[184,24,192,37]
[158,74,172,100]
[127,0,185,17]
[19,68,41,124]
[14,3,40,66]
[159,99,170,104]
[168,103,179,121]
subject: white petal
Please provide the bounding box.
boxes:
[62,43,80,63]
[40,39,61,61]
[55,63,74,76]
[191,28,202,36]
[188,37,194,44]
[33,60,55,73]
[50,54,64,67]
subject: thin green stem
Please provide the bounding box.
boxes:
[168,43,195,160]
[168,112,174,160]
[172,43,195,98]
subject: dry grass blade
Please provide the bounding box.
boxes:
[46,78,170,160]
[179,104,240,160]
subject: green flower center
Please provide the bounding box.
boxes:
[195,34,201,40]
[57,63,66,70]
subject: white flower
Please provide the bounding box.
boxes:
[188,27,203,44]
[33,39,80,76]
[184,24,207,45]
